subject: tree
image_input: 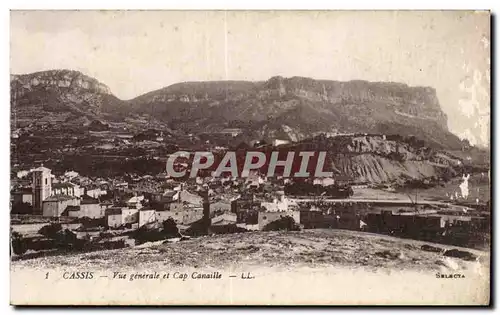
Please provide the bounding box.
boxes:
[11,231,27,255]
[263,216,301,232]
[162,218,182,238]
[38,223,63,239]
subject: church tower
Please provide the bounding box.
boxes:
[32,166,52,213]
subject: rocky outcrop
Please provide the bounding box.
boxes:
[263,76,448,130]
[11,70,111,97]
[134,76,447,128]
[10,70,122,127]
[302,135,462,184]
[131,76,459,148]
[10,70,462,150]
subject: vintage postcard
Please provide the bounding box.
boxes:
[9,10,490,305]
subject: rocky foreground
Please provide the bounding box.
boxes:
[11,229,490,305]
[12,229,489,272]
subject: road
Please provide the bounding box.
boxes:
[289,197,473,209]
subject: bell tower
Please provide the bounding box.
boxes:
[32,166,52,214]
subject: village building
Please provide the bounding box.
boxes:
[123,208,139,224]
[219,128,243,137]
[161,190,177,203]
[261,196,298,212]
[210,200,232,215]
[63,170,79,180]
[173,190,203,205]
[42,195,80,217]
[105,207,139,228]
[313,177,335,187]
[106,207,125,228]
[299,209,339,229]
[139,209,157,227]
[211,212,237,225]
[273,139,290,147]
[63,205,81,218]
[51,182,82,198]
[157,205,204,225]
[169,202,185,213]
[63,196,108,219]
[126,195,144,209]
[12,187,33,205]
[245,172,266,189]
[85,186,107,199]
[115,182,129,190]
[16,170,30,179]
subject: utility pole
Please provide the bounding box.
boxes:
[202,189,211,235]
[406,187,419,213]
[415,188,418,212]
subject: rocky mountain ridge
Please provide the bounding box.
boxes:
[11,69,111,96]
[11,70,121,125]
[11,69,464,150]
[137,76,447,129]
[130,76,459,148]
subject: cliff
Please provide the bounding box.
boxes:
[329,135,461,184]
[11,69,111,96]
[279,134,463,184]
[10,70,463,149]
[10,70,122,126]
[131,76,460,149]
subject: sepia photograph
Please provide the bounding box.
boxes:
[9,10,491,305]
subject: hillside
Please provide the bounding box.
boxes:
[289,134,465,184]
[12,229,488,272]
[130,76,464,149]
[11,229,489,305]
[10,69,126,127]
[10,70,468,150]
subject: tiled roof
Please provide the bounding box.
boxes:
[44,195,77,202]
[52,183,74,189]
[32,166,51,172]
[105,207,123,215]
[81,195,99,204]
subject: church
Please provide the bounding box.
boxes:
[31,166,82,217]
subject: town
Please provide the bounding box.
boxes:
[8,10,492,306]
[10,130,491,259]
[166,150,333,178]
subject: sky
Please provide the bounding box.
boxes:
[10,10,490,147]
